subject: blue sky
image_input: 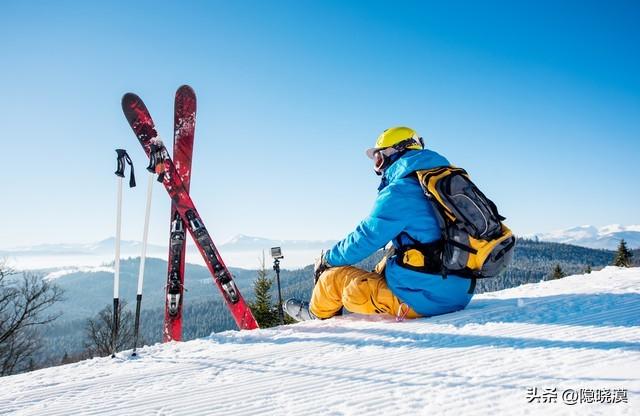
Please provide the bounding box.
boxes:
[1,0,638,247]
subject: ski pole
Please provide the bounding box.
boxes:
[113,149,135,358]
[132,164,155,356]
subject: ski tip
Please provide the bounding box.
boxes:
[175,85,197,115]
[176,85,196,97]
[121,92,140,110]
[177,84,194,92]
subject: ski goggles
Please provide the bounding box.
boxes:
[366,137,424,175]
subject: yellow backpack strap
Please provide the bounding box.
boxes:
[416,167,458,222]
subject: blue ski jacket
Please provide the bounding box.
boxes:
[324,149,474,316]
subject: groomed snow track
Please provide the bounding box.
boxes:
[2,267,639,415]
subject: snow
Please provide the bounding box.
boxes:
[2,267,639,415]
[2,236,333,271]
[526,224,640,250]
[43,266,115,280]
[2,255,112,271]
[600,224,640,234]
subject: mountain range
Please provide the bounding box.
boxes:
[3,225,637,271]
[0,238,166,257]
[0,234,337,271]
[526,224,640,250]
[221,234,336,252]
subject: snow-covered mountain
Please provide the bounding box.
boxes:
[7,223,638,272]
[0,238,167,271]
[222,234,336,252]
[0,238,166,256]
[527,224,640,250]
[217,234,336,269]
[4,267,639,415]
[0,235,336,271]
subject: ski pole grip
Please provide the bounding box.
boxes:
[147,143,166,182]
[115,149,127,177]
[146,146,158,173]
[115,149,136,188]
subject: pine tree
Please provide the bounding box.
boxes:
[248,252,279,328]
[613,239,633,267]
[551,264,565,280]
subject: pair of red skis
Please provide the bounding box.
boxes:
[122,86,259,340]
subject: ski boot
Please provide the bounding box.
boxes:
[283,299,317,322]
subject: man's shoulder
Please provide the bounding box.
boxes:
[380,175,423,197]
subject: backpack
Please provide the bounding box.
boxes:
[397,166,515,287]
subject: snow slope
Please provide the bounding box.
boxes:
[3,267,639,415]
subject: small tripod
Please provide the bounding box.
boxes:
[271,247,285,325]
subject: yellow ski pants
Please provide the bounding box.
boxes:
[309,266,421,319]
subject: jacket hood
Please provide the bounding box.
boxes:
[383,149,450,184]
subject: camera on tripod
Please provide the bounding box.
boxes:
[271,246,284,260]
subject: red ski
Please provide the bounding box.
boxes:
[163,85,196,342]
[122,91,259,331]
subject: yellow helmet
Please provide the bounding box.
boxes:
[366,126,423,159]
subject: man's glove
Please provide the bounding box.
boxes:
[314,251,331,285]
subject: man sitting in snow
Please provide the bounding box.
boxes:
[283,126,474,321]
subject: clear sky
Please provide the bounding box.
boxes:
[1,0,639,248]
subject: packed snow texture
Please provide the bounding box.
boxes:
[2,267,639,415]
